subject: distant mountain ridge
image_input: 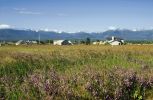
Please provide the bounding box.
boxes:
[0,29,153,41]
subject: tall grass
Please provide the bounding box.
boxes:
[0,45,153,99]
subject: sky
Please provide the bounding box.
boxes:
[0,0,153,32]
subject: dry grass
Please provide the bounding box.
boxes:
[0,45,153,99]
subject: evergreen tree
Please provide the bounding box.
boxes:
[86,37,91,45]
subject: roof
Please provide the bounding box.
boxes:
[106,37,123,41]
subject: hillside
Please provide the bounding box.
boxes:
[0,29,153,41]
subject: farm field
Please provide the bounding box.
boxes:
[0,45,153,100]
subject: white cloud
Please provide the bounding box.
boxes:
[19,11,41,15]
[13,8,42,15]
[43,28,49,32]
[39,28,50,32]
[13,8,26,11]
[132,29,137,32]
[108,26,117,30]
[0,24,11,29]
[57,13,68,17]
[149,27,153,30]
[53,29,63,33]
[38,28,63,33]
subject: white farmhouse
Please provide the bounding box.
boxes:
[93,42,98,45]
[110,41,121,45]
[53,40,73,45]
[106,36,124,46]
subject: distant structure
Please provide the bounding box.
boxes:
[53,40,73,45]
[93,41,104,45]
[15,40,38,45]
[26,40,37,45]
[6,42,14,45]
[106,36,124,45]
[15,40,24,45]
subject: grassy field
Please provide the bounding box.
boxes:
[0,45,153,100]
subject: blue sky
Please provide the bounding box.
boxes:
[0,0,153,32]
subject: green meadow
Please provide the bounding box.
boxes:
[0,45,153,100]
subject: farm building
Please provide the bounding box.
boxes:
[15,40,24,45]
[53,40,73,45]
[106,36,124,46]
[15,40,38,45]
[110,41,122,45]
[26,40,38,44]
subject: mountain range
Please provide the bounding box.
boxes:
[0,29,153,41]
